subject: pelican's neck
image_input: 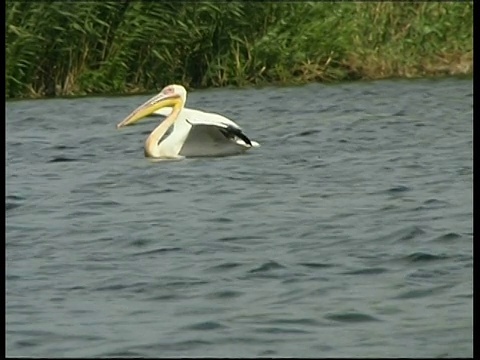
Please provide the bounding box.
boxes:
[144,104,182,157]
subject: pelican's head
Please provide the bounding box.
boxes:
[116,84,187,128]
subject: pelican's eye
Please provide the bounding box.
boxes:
[163,87,175,95]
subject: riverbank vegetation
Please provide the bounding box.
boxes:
[6,1,473,99]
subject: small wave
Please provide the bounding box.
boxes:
[299,262,334,269]
[18,116,37,123]
[6,194,26,210]
[6,202,22,211]
[325,312,380,323]
[6,274,22,281]
[392,109,407,117]
[93,281,151,293]
[216,235,258,243]
[378,204,398,211]
[229,201,260,209]
[377,225,426,243]
[214,336,282,345]
[457,166,472,175]
[397,226,426,241]
[248,260,285,273]
[404,268,453,287]
[414,198,450,210]
[403,252,449,263]
[295,129,322,137]
[308,161,328,169]
[100,350,146,357]
[67,210,103,217]
[132,247,182,256]
[79,137,104,146]
[254,326,312,334]
[80,200,122,207]
[6,194,24,200]
[145,294,182,301]
[8,329,55,337]
[385,185,411,194]
[52,145,76,150]
[128,238,150,247]
[341,267,389,275]
[183,321,227,331]
[454,293,473,299]
[161,339,213,351]
[14,340,38,348]
[206,262,242,272]
[63,285,86,291]
[48,156,77,163]
[433,232,462,242]
[206,290,243,299]
[393,285,450,299]
[162,280,210,289]
[266,318,322,326]
[259,350,277,356]
[157,188,178,193]
[205,216,234,223]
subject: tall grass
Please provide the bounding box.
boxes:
[6,1,473,99]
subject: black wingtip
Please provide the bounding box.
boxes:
[227,126,252,146]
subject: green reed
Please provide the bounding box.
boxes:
[6,1,473,99]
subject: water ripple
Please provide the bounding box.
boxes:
[403,252,449,263]
[48,156,78,163]
[325,312,381,323]
[248,260,286,273]
[6,78,473,358]
[432,232,462,242]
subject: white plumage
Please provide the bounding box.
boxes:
[117,85,259,159]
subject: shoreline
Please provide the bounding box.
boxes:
[6,1,472,101]
[6,71,473,103]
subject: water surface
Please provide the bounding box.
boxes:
[6,78,473,357]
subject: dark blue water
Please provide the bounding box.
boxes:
[6,78,473,357]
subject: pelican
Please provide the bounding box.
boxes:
[116,84,259,159]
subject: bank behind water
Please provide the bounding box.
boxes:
[6,2,473,99]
